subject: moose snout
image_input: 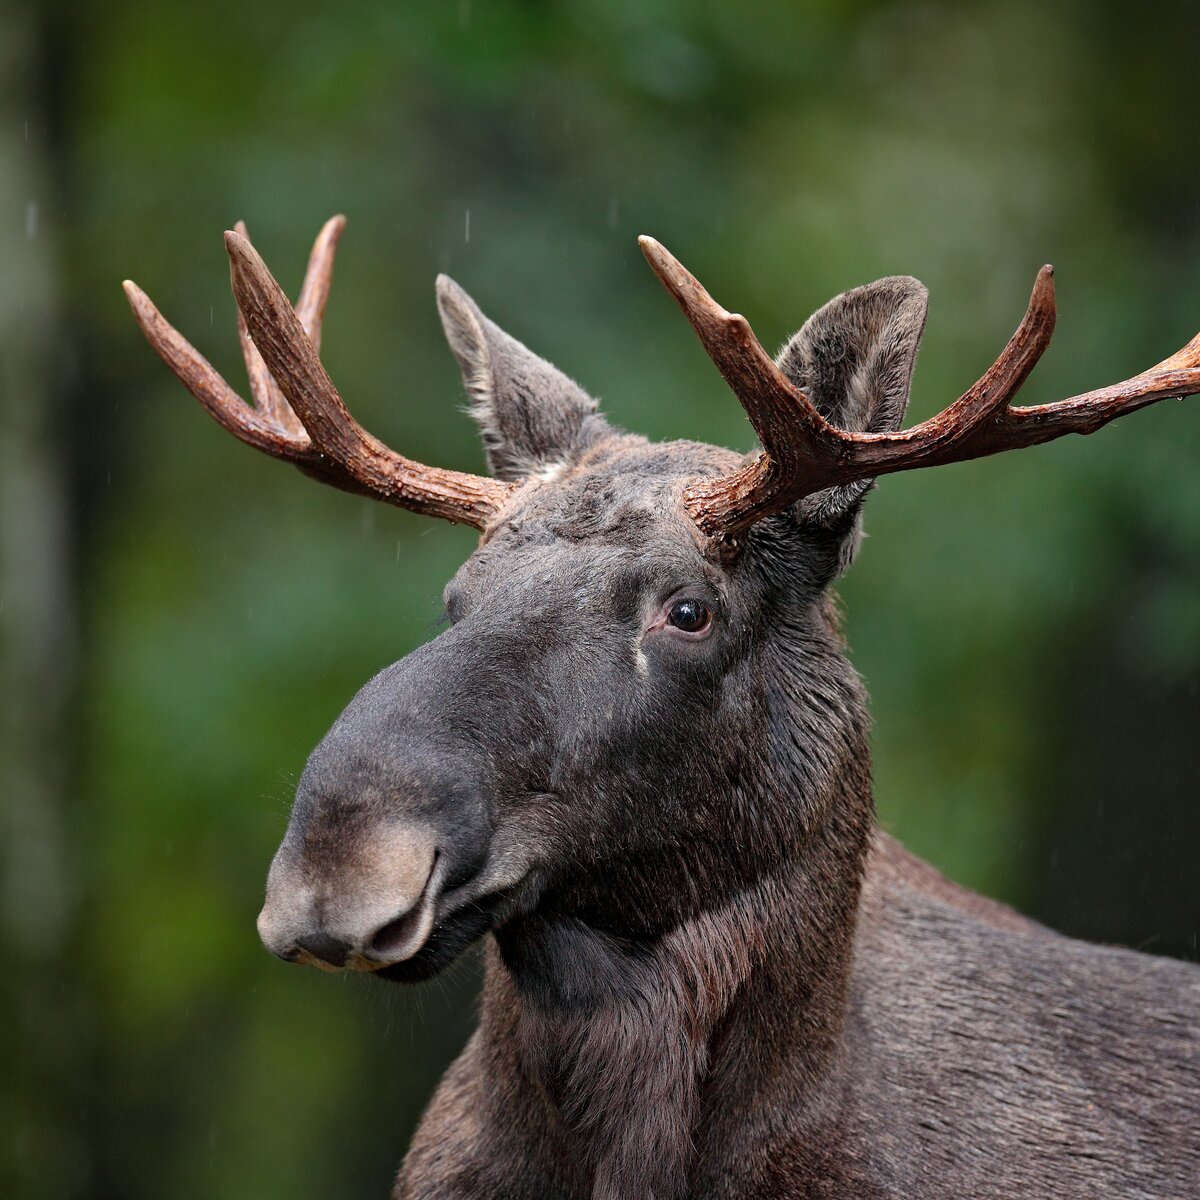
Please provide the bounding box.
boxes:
[257,823,446,972]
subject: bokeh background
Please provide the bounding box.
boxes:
[3,1,1198,1196]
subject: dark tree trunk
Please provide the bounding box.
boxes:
[0,6,87,1195]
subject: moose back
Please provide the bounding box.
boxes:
[126,219,1200,1199]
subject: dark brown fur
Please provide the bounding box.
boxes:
[398,824,1197,1199]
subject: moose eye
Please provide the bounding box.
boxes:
[667,598,712,634]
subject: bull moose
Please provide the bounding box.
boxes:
[125,217,1199,1199]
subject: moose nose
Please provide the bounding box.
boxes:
[256,824,444,972]
[293,931,350,969]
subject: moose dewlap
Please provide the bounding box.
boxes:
[125,219,1200,1200]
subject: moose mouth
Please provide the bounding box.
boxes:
[373,879,529,983]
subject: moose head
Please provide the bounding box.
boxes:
[124,219,1200,985]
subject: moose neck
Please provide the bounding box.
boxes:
[490,609,875,1198]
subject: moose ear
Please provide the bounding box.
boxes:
[777,275,928,437]
[775,276,928,532]
[436,276,601,481]
[767,277,927,580]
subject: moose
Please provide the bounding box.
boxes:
[125,217,1199,1199]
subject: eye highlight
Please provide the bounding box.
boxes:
[667,598,712,634]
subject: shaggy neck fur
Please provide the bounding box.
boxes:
[490,665,875,1200]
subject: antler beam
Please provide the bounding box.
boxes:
[640,238,1200,543]
[124,218,511,528]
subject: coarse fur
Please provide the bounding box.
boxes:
[259,274,1199,1199]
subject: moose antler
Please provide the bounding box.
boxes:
[640,237,1200,543]
[124,217,511,529]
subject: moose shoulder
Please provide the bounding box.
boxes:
[125,220,1200,1200]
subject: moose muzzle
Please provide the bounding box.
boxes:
[255,624,511,976]
[257,821,449,971]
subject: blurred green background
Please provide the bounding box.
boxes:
[3,1,1197,1196]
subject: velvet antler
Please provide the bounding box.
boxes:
[124,218,512,528]
[640,237,1200,543]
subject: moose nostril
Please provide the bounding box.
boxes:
[368,851,447,963]
[294,931,350,968]
[370,906,427,960]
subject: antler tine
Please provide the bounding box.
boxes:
[224,229,510,528]
[638,236,842,461]
[234,219,291,432]
[973,334,1200,455]
[888,265,1058,460]
[294,214,345,345]
[234,215,346,434]
[123,279,311,466]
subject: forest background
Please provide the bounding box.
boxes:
[3,2,1197,1196]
